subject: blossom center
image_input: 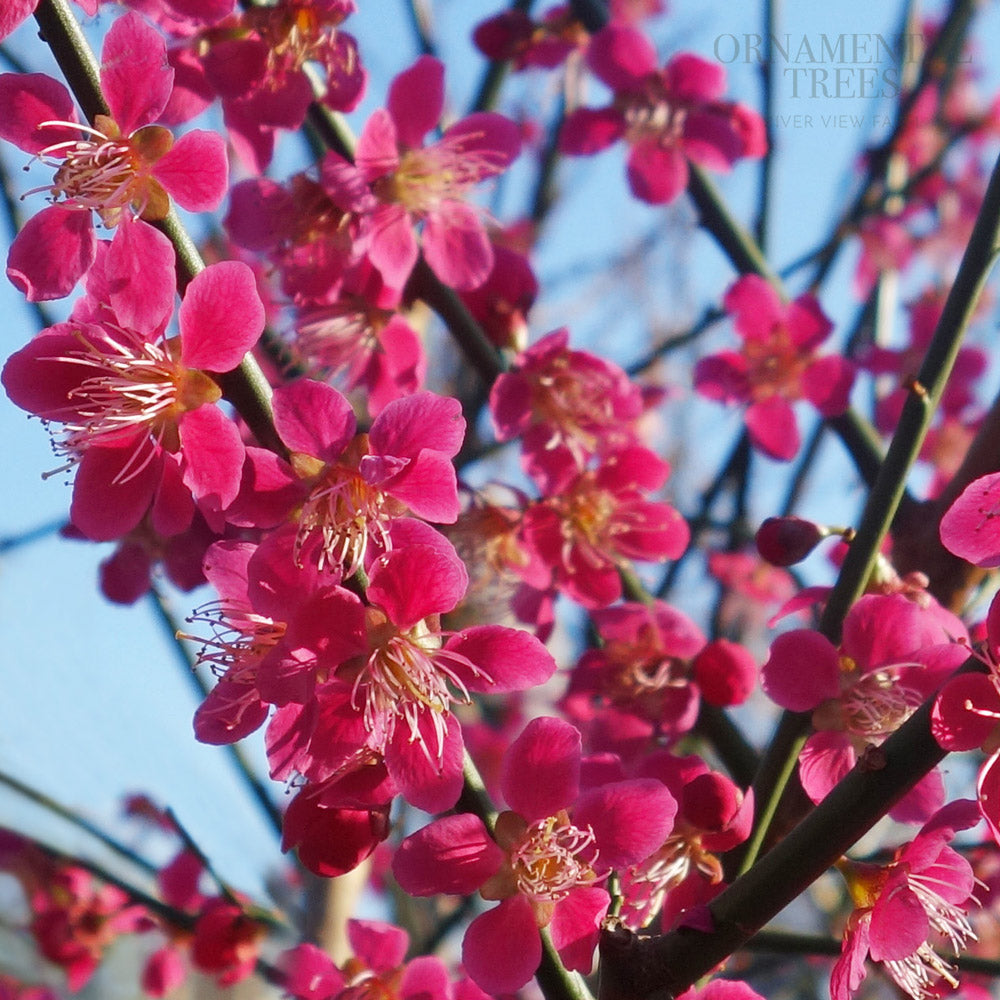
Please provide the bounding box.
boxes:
[381,135,503,215]
[508,812,598,903]
[180,599,287,679]
[349,610,492,762]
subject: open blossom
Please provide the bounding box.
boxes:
[265,535,557,813]
[490,327,644,473]
[832,800,981,1000]
[354,55,521,291]
[228,379,465,576]
[280,920,485,1000]
[694,275,855,461]
[562,601,756,748]
[763,593,968,823]
[392,718,676,993]
[560,24,766,204]
[0,12,227,300]
[521,446,689,608]
[621,752,752,929]
[2,259,264,541]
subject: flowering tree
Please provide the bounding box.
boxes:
[5,2,1000,1000]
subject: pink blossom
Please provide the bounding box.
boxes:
[832,800,981,1000]
[198,1,365,171]
[694,275,855,461]
[355,56,521,291]
[521,446,689,608]
[620,751,752,929]
[473,7,588,71]
[228,380,465,576]
[292,298,426,415]
[0,12,227,300]
[263,536,557,814]
[392,718,676,992]
[490,327,644,472]
[562,601,756,748]
[560,25,765,204]
[225,155,375,305]
[763,594,967,822]
[2,259,263,541]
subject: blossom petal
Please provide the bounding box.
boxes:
[179,261,264,371]
[626,141,688,205]
[761,629,840,711]
[586,25,659,91]
[445,625,556,693]
[387,56,443,148]
[178,405,245,509]
[393,814,504,896]
[550,888,609,974]
[462,897,541,994]
[940,472,1000,567]
[386,712,464,813]
[802,356,855,417]
[502,717,580,821]
[423,200,494,290]
[106,217,175,336]
[71,441,159,541]
[573,780,676,869]
[868,885,929,961]
[271,379,356,464]
[153,130,228,212]
[7,205,95,301]
[369,544,467,628]
[0,72,78,153]
[101,11,173,134]
[745,396,799,461]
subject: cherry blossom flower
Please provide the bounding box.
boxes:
[0,12,227,300]
[473,7,589,71]
[763,593,967,823]
[490,327,644,473]
[521,446,689,608]
[292,297,426,415]
[618,751,752,930]
[228,379,465,577]
[225,155,375,306]
[197,0,365,171]
[832,800,981,1000]
[263,534,557,813]
[392,717,676,993]
[354,55,521,291]
[2,259,264,541]
[280,920,484,1000]
[560,24,766,204]
[562,601,756,749]
[694,275,855,461]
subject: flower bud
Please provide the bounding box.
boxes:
[755,516,827,566]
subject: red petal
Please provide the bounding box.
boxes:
[101,11,172,133]
[179,261,264,371]
[154,130,228,211]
